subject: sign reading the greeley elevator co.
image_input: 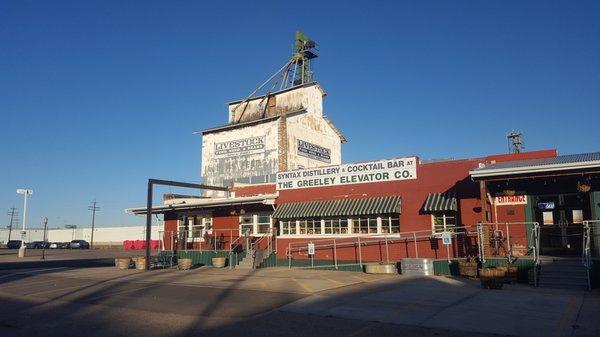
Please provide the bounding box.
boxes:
[214,136,265,157]
[276,157,417,190]
[297,139,331,163]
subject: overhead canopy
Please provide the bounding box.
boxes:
[125,194,277,215]
[272,196,401,219]
[423,192,457,212]
[470,152,600,179]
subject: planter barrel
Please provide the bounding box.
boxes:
[479,268,505,289]
[212,257,227,268]
[178,258,193,270]
[115,257,132,270]
[134,256,146,270]
[496,265,518,283]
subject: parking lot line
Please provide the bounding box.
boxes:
[291,278,314,293]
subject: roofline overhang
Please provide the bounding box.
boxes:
[125,194,278,215]
[194,109,307,135]
[226,82,324,105]
[470,160,600,180]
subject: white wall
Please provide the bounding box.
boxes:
[0,225,163,245]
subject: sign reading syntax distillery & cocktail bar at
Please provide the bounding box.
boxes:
[276,157,417,190]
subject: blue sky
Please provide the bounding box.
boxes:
[1,0,599,228]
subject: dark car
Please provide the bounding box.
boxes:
[69,240,90,249]
[6,240,22,249]
[58,242,70,249]
[26,241,49,249]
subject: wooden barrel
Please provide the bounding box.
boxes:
[134,256,146,270]
[115,257,132,270]
[212,257,227,268]
[479,267,506,279]
[479,267,504,289]
[178,258,193,270]
[496,265,518,282]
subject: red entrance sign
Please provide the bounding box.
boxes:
[494,195,527,205]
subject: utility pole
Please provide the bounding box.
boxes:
[7,207,18,242]
[41,217,48,260]
[88,200,100,249]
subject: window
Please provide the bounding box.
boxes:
[239,215,253,235]
[351,217,378,234]
[239,213,273,235]
[280,220,297,235]
[257,213,271,234]
[299,219,321,234]
[381,216,399,233]
[324,218,349,234]
[432,213,456,233]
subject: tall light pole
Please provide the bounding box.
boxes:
[16,189,33,258]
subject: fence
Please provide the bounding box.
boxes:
[284,223,542,273]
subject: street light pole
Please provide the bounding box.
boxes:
[16,189,33,258]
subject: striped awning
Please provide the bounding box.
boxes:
[272,196,401,219]
[423,192,457,212]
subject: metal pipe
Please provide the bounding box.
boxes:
[358,236,362,268]
[145,181,153,270]
[384,235,389,264]
[333,239,338,269]
[413,232,418,258]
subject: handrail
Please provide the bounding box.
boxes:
[286,225,479,252]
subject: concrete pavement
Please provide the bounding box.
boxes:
[0,257,598,337]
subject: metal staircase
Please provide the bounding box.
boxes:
[537,221,593,291]
[235,230,274,270]
[538,257,589,291]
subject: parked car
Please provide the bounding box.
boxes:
[25,241,49,249]
[6,240,22,249]
[58,242,70,249]
[49,242,63,249]
[69,240,90,249]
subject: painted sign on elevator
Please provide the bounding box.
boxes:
[276,157,417,190]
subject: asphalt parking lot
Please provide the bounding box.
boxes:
[0,249,598,337]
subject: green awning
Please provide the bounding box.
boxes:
[423,192,457,212]
[272,196,401,219]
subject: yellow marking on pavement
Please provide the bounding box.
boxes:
[351,275,371,282]
[292,278,314,293]
[322,276,346,286]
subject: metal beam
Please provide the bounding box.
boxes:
[145,179,230,270]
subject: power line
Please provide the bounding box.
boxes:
[88,200,100,249]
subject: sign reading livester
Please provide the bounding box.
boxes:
[276,157,417,190]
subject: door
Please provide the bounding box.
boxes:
[535,194,590,256]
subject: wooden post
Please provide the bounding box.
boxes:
[479,180,488,222]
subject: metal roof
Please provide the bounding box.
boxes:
[272,196,401,219]
[422,193,457,212]
[470,152,600,179]
[125,194,278,215]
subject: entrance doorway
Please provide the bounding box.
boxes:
[534,193,590,256]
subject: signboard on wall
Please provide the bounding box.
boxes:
[297,139,331,163]
[494,195,527,205]
[276,157,417,190]
[214,136,265,157]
